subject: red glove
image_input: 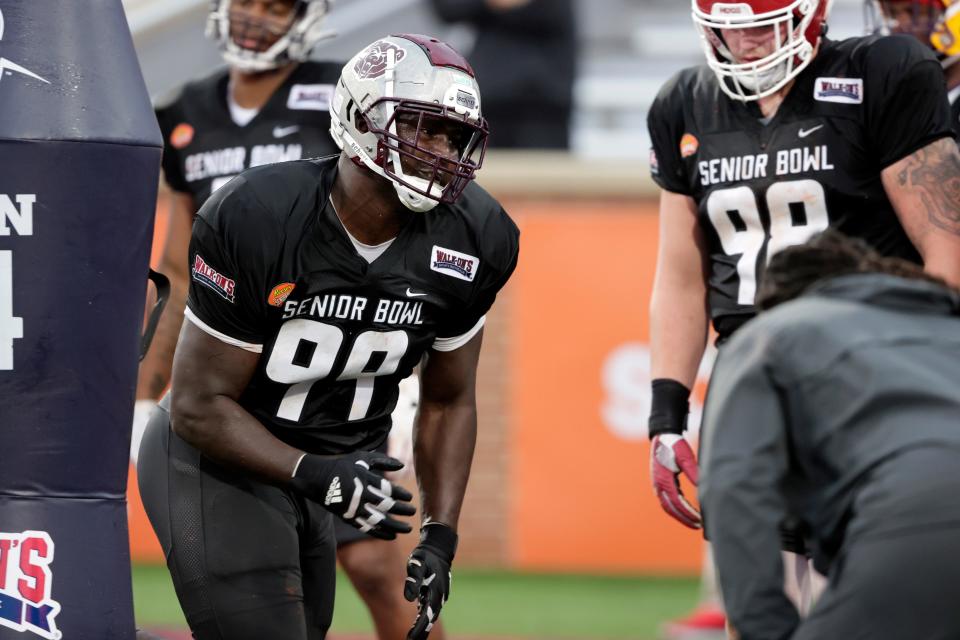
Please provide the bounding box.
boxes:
[650,433,701,529]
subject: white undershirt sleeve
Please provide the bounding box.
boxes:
[431,316,485,352]
[184,307,263,354]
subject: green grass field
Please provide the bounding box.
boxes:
[133,564,700,639]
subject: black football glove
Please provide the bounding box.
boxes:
[405,522,458,640]
[291,451,415,540]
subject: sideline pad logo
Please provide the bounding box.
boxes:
[0,531,61,639]
[0,9,50,86]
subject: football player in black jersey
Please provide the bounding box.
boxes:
[646,0,960,635]
[137,34,519,640]
[866,0,960,134]
[133,3,449,639]
[138,0,340,408]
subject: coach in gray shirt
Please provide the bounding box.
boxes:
[700,230,960,640]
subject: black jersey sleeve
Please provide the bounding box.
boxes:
[186,176,275,346]
[647,70,693,195]
[862,35,953,168]
[154,95,190,193]
[437,207,520,340]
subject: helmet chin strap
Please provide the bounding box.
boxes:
[396,188,440,212]
[338,127,441,213]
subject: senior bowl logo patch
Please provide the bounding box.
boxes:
[0,531,61,640]
[169,123,194,149]
[680,133,699,158]
[431,245,479,282]
[353,40,407,80]
[192,255,236,303]
[268,282,295,307]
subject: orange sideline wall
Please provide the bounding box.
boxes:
[128,198,707,573]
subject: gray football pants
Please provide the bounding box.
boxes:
[795,449,960,640]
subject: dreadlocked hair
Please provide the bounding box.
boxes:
[756,229,950,310]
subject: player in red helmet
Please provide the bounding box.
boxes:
[647,0,960,637]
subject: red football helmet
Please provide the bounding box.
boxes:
[692,0,830,101]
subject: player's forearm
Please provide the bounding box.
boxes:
[413,400,477,530]
[170,390,304,485]
[706,474,799,639]
[169,323,303,485]
[709,501,800,640]
[136,273,188,400]
[703,460,798,637]
[649,279,709,389]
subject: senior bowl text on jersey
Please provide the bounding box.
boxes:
[697,145,834,187]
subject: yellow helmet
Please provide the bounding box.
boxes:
[931,0,960,56]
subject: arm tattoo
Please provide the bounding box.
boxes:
[900,137,960,236]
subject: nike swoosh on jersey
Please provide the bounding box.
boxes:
[273,125,301,138]
[798,124,824,138]
[405,288,428,298]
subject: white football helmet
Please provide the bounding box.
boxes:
[206,0,334,73]
[329,34,489,213]
[692,0,830,101]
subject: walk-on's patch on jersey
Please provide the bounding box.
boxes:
[647,34,951,339]
[0,531,60,640]
[184,157,519,455]
[154,60,343,208]
[192,254,236,302]
[287,83,333,111]
[814,77,864,104]
[430,245,479,282]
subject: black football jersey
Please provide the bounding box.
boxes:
[184,157,520,455]
[648,35,952,338]
[155,61,342,207]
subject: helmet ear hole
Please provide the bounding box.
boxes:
[355,110,370,134]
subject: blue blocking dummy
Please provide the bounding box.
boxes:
[0,1,162,638]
